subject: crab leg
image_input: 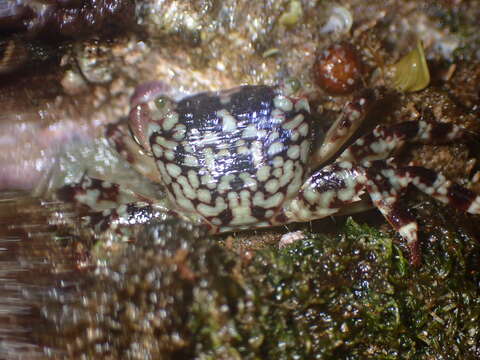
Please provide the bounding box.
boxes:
[282,159,480,264]
[56,175,188,237]
[84,202,179,234]
[338,120,470,162]
[84,203,157,232]
[363,160,480,264]
[56,175,152,211]
[282,161,368,223]
[378,164,480,214]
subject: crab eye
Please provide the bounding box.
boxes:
[152,95,176,114]
[284,77,301,94]
[154,96,169,109]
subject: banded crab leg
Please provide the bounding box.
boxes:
[281,159,480,264]
[56,175,153,211]
[337,119,470,162]
[337,119,477,263]
[363,160,480,265]
[56,175,186,238]
[283,118,479,264]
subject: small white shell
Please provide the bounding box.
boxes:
[320,5,353,35]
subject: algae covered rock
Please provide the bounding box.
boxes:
[40,206,480,359]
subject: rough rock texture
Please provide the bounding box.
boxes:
[0,1,479,358]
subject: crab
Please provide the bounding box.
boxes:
[57,81,480,264]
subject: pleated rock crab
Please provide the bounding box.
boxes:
[58,80,480,264]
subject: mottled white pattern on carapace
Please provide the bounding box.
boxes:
[145,85,311,228]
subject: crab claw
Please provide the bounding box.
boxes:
[129,102,153,152]
[128,81,168,151]
[313,88,376,166]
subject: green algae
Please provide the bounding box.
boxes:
[42,204,480,359]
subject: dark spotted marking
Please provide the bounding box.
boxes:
[87,211,111,232]
[106,121,137,164]
[340,120,469,162]
[308,165,348,193]
[87,203,171,234]
[398,166,437,187]
[57,176,121,208]
[217,209,234,225]
[448,184,478,211]
[251,205,267,220]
